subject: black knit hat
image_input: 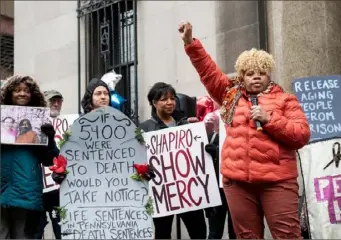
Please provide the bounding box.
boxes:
[81,78,112,114]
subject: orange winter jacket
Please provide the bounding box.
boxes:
[185,39,311,183]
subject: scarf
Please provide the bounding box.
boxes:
[220,79,275,126]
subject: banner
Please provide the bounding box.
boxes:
[59,107,153,239]
[144,122,221,218]
[1,105,50,145]
[298,139,341,239]
[42,114,79,193]
[293,75,341,143]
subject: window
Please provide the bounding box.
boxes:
[0,34,14,80]
[77,0,138,124]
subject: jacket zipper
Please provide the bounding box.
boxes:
[247,99,251,182]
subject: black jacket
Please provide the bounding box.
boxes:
[206,132,220,181]
[139,111,188,133]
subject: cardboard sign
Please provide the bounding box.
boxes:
[59,107,153,239]
[1,105,50,145]
[42,114,79,193]
[298,139,341,239]
[144,122,221,218]
[293,75,341,143]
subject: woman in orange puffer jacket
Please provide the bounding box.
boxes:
[179,21,311,239]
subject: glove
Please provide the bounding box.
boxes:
[145,167,156,181]
[41,123,55,139]
[205,143,217,159]
[52,172,66,185]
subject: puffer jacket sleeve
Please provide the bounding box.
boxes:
[37,138,60,166]
[184,39,233,105]
[263,94,311,149]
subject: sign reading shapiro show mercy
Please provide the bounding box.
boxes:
[292,75,341,143]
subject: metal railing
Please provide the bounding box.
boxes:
[77,0,139,124]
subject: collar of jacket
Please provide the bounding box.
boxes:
[151,110,187,129]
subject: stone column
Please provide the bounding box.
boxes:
[267,1,341,93]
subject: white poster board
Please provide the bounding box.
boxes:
[144,122,221,218]
[299,139,341,239]
[42,114,79,193]
[218,115,226,188]
[1,105,50,145]
[60,107,153,239]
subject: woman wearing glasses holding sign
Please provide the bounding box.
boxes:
[179,21,311,239]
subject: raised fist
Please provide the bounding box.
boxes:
[178,21,193,45]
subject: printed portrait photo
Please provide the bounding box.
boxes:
[1,105,50,145]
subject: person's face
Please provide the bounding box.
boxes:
[204,113,218,134]
[243,70,270,94]
[153,92,176,117]
[19,120,31,133]
[48,97,63,117]
[12,83,31,106]
[3,119,14,131]
[92,86,110,110]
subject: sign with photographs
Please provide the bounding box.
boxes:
[0,105,50,145]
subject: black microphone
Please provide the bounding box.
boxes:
[250,95,263,131]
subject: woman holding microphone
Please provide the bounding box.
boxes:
[179,21,310,239]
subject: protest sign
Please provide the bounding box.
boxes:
[144,122,221,218]
[42,114,79,193]
[298,139,341,239]
[292,75,341,143]
[1,105,50,145]
[59,106,153,239]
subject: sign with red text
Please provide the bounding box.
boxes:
[298,139,341,239]
[42,114,79,193]
[144,122,221,218]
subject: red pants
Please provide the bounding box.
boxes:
[223,178,302,239]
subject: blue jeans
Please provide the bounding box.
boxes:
[35,190,61,239]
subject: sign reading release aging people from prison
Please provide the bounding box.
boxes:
[293,75,341,143]
[144,122,221,218]
[59,107,153,239]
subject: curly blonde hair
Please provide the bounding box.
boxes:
[234,48,275,77]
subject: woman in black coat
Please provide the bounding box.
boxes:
[139,82,207,239]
